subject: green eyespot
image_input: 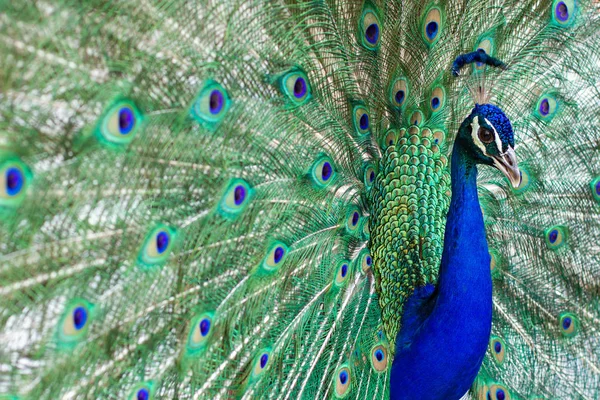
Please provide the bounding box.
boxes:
[129,382,154,400]
[191,81,231,125]
[281,70,311,104]
[0,157,32,209]
[310,156,336,187]
[534,93,558,122]
[334,260,351,287]
[353,106,370,135]
[429,87,446,113]
[358,249,373,273]
[57,299,94,348]
[489,384,511,400]
[390,78,408,108]
[383,129,398,149]
[359,8,381,50]
[489,336,506,364]
[544,225,567,250]
[370,344,389,372]
[364,164,376,189]
[551,0,576,27]
[334,364,352,398]
[250,348,272,382]
[345,207,361,233]
[410,110,424,126]
[187,312,214,355]
[96,100,143,146]
[558,312,578,337]
[422,6,443,46]
[218,179,254,219]
[138,225,177,266]
[257,241,288,274]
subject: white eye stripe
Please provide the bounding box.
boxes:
[471,117,487,154]
[484,117,503,154]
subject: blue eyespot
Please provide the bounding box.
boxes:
[426,22,438,40]
[346,208,361,233]
[358,249,373,272]
[250,348,272,382]
[591,176,600,203]
[218,179,253,219]
[96,100,143,146]
[282,70,311,104]
[422,7,442,45]
[559,312,578,336]
[335,260,351,286]
[489,336,506,364]
[545,225,566,249]
[73,307,87,330]
[552,0,575,26]
[191,81,231,125]
[311,156,336,187]
[359,10,381,49]
[534,94,558,121]
[138,225,176,266]
[488,384,510,400]
[58,300,94,348]
[539,99,550,116]
[370,344,388,372]
[431,97,440,109]
[496,389,505,400]
[364,164,376,190]
[353,106,370,135]
[260,353,269,369]
[334,365,352,398]
[186,312,214,355]
[5,168,23,196]
[390,78,408,108]
[339,370,348,385]
[118,107,135,134]
[257,241,289,274]
[137,388,149,400]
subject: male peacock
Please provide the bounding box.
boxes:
[1,0,599,399]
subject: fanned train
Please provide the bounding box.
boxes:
[0,0,599,399]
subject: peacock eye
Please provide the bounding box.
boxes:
[478,127,494,144]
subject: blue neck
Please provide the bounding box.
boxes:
[390,137,493,399]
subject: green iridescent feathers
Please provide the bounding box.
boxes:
[1,0,600,399]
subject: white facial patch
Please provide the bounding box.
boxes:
[470,117,487,154]
[484,117,503,155]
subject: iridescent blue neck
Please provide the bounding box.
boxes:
[390,136,492,400]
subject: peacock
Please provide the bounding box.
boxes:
[1,0,599,399]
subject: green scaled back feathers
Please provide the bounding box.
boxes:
[1,0,600,399]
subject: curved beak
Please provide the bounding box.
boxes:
[491,147,521,188]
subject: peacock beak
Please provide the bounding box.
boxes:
[491,147,521,188]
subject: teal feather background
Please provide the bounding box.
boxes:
[0,0,599,399]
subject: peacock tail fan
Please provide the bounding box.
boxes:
[0,0,599,399]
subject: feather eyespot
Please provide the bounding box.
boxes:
[250,349,272,381]
[430,87,445,112]
[138,225,176,266]
[364,164,376,189]
[410,110,423,127]
[353,106,370,135]
[591,176,600,203]
[259,242,288,273]
[390,78,408,108]
[335,260,351,286]
[489,384,511,400]
[218,179,253,218]
[358,249,372,273]
[478,127,494,144]
[187,313,214,355]
[535,94,558,121]
[559,312,578,337]
[474,38,494,70]
[191,81,231,125]
[311,156,336,187]
[489,336,506,364]
[359,9,381,49]
[384,129,398,148]
[282,70,311,104]
[422,7,443,45]
[334,365,352,398]
[346,208,361,233]
[97,100,143,145]
[58,300,94,347]
[552,0,575,26]
[545,225,566,249]
[370,344,389,372]
[129,382,154,400]
[1,158,32,208]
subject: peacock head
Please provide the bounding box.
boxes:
[458,103,521,188]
